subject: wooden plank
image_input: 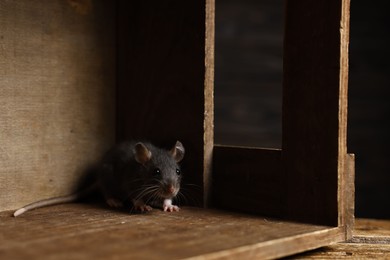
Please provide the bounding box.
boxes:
[339,153,355,239]
[282,0,350,226]
[204,0,215,207]
[0,204,345,259]
[338,0,353,237]
[213,146,286,218]
[288,218,390,259]
[192,227,344,260]
[116,0,207,206]
[0,0,116,211]
[353,218,390,239]
[289,243,390,259]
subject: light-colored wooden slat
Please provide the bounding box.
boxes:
[340,153,355,239]
[338,0,353,237]
[204,0,215,207]
[0,0,116,212]
[0,204,345,260]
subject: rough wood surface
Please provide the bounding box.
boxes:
[338,0,353,235]
[282,0,350,226]
[0,0,115,211]
[288,218,390,259]
[0,204,345,259]
[203,0,215,207]
[353,219,390,238]
[340,153,355,239]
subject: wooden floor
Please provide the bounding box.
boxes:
[2,204,388,259]
[0,204,343,260]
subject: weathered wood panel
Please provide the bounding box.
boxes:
[0,205,345,259]
[0,0,116,211]
[340,153,355,239]
[116,0,209,205]
[204,0,215,207]
[282,0,350,225]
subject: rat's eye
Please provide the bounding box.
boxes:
[153,168,161,176]
[176,169,181,175]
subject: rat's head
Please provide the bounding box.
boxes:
[134,141,185,199]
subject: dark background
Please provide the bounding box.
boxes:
[215,0,389,219]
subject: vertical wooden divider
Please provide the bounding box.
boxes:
[204,0,215,207]
[282,0,351,226]
[338,0,354,236]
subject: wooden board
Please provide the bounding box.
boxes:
[353,218,390,238]
[204,0,215,207]
[288,218,390,259]
[116,0,211,205]
[0,0,116,211]
[340,153,355,238]
[0,204,346,259]
[282,0,350,226]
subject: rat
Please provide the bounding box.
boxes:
[13,141,185,217]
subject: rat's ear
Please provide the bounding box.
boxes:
[134,143,152,165]
[170,141,185,162]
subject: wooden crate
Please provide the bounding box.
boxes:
[0,0,353,259]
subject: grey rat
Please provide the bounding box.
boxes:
[13,141,185,217]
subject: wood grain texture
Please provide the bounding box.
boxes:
[338,0,352,235]
[353,218,390,239]
[0,0,115,211]
[290,243,390,259]
[340,153,355,239]
[288,218,390,259]
[203,0,215,207]
[282,0,350,225]
[116,0,207,206]
[0,204,345,259]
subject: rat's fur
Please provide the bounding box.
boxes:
[13,141,185,217]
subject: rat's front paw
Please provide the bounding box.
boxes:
[136,204,153,212]
[106,198,123,208]
[133,199,153,212]
[163,199,180,212]
[163,205,180,212]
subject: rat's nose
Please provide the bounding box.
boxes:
[168,185,175,194]
[162,182,178,197]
